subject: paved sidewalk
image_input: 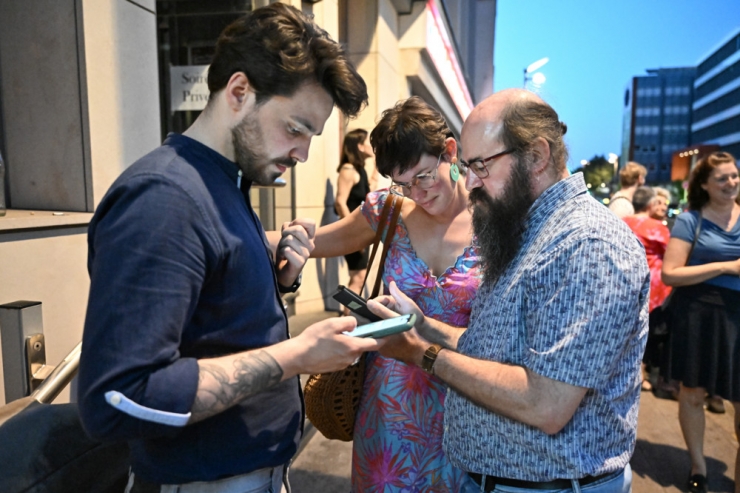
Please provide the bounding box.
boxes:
[632,391,736,493]
[287,310,738,493]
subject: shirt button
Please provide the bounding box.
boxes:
[110,393,122,406]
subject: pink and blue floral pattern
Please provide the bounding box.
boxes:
[352,190,481,493]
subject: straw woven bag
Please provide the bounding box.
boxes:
[304,194,403,441]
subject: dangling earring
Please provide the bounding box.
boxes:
[449,158,460,183]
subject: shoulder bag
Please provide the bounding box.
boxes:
[304,193,403,441]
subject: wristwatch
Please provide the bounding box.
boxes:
[421,344,444,374]
[278,273,302,294]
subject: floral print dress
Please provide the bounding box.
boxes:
[353,190,481,493]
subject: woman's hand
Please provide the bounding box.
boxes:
[725,257,740,276]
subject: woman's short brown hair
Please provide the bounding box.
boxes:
[687,151,738,210]
[370,97,453,177]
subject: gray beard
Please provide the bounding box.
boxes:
[469,159,536,285]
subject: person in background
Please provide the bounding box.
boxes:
[609,161,647,218]
[334,128,377,312]
[311,96,481,492]
[661,151,740,493]
[651,186,672,223]
[77,5,381,492]
[373,89,648,493]
[623,186,672,392]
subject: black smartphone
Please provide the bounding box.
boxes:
[344,313,416,338]
[331,285,382,322]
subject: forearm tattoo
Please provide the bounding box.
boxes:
[191,350,284,422]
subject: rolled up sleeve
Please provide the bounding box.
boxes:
[78,175,216,442]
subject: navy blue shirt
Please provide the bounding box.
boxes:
[78,134,303,484]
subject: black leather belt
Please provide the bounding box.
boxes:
[468,469,620,491]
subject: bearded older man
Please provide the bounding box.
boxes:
[370,89,650,493]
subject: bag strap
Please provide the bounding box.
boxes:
[686,210,703,262]
[360,194,403,299]
[661,210,702,308]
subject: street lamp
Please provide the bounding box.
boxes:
[608,153,619,188]
[523,57,549,88]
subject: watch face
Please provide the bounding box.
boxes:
[422,344,442,373]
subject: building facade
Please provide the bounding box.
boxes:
[691,27,740,158]
[0,0,495,405]
[621,67,696,184]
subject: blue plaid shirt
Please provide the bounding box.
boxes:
[444,173,649,481]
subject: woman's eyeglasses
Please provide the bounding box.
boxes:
[390,153,443,197]
[459,148,515,178]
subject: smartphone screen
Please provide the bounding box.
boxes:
[343,313,416,338]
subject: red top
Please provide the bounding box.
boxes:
[623,215,672,311]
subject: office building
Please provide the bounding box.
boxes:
[691,27,740,158]
[621,67,696,183]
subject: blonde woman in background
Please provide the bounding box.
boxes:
[650,186,671,224]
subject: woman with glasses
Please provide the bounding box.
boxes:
[311,96,481,492]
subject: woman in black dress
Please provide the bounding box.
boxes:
[334,129,377,312]
[662,151,740,493]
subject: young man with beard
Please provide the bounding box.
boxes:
[370,89,650,493]
[77,4,383,492]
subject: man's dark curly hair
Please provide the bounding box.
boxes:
[207,3,367,118]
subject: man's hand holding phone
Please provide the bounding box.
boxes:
[289,316,385,375]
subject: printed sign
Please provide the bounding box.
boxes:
[170,65,210,111]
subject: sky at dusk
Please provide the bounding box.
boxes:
[493,0,740,170]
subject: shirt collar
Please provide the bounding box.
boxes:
[164,133,250,190]
[527,172,588,226]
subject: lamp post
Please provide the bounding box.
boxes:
[608,153,618,191]
[523,57,549,88]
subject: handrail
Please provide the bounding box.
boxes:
[30,342,81,404]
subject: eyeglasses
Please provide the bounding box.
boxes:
[459,148,515,178]
[389,153,443,197]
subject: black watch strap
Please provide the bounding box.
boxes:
[421,344,443,374]
[278,273,302,293]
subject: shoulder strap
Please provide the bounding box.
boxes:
[661,210,703,308]
[686,210,702,263]
[611,195,631,203]
[360,194,403,299]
